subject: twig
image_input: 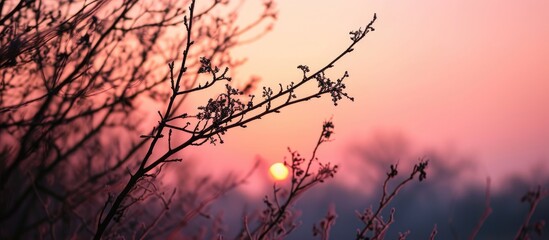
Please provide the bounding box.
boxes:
[468,177,492,240]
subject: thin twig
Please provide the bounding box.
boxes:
[468,177,492,240]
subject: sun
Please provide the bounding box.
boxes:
[269,162,289,181]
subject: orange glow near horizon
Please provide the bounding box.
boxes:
[269,162,289,181]
[183,0,549,195]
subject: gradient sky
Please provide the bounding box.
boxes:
[176,0,549,199]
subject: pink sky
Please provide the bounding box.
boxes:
[176,0,549,195]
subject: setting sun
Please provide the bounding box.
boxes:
[269,162,289,181]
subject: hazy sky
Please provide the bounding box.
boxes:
[177,0,549,199]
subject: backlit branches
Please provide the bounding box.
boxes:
[239,121,339,239]
[355,160,429,240]
[91,2,377,239]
